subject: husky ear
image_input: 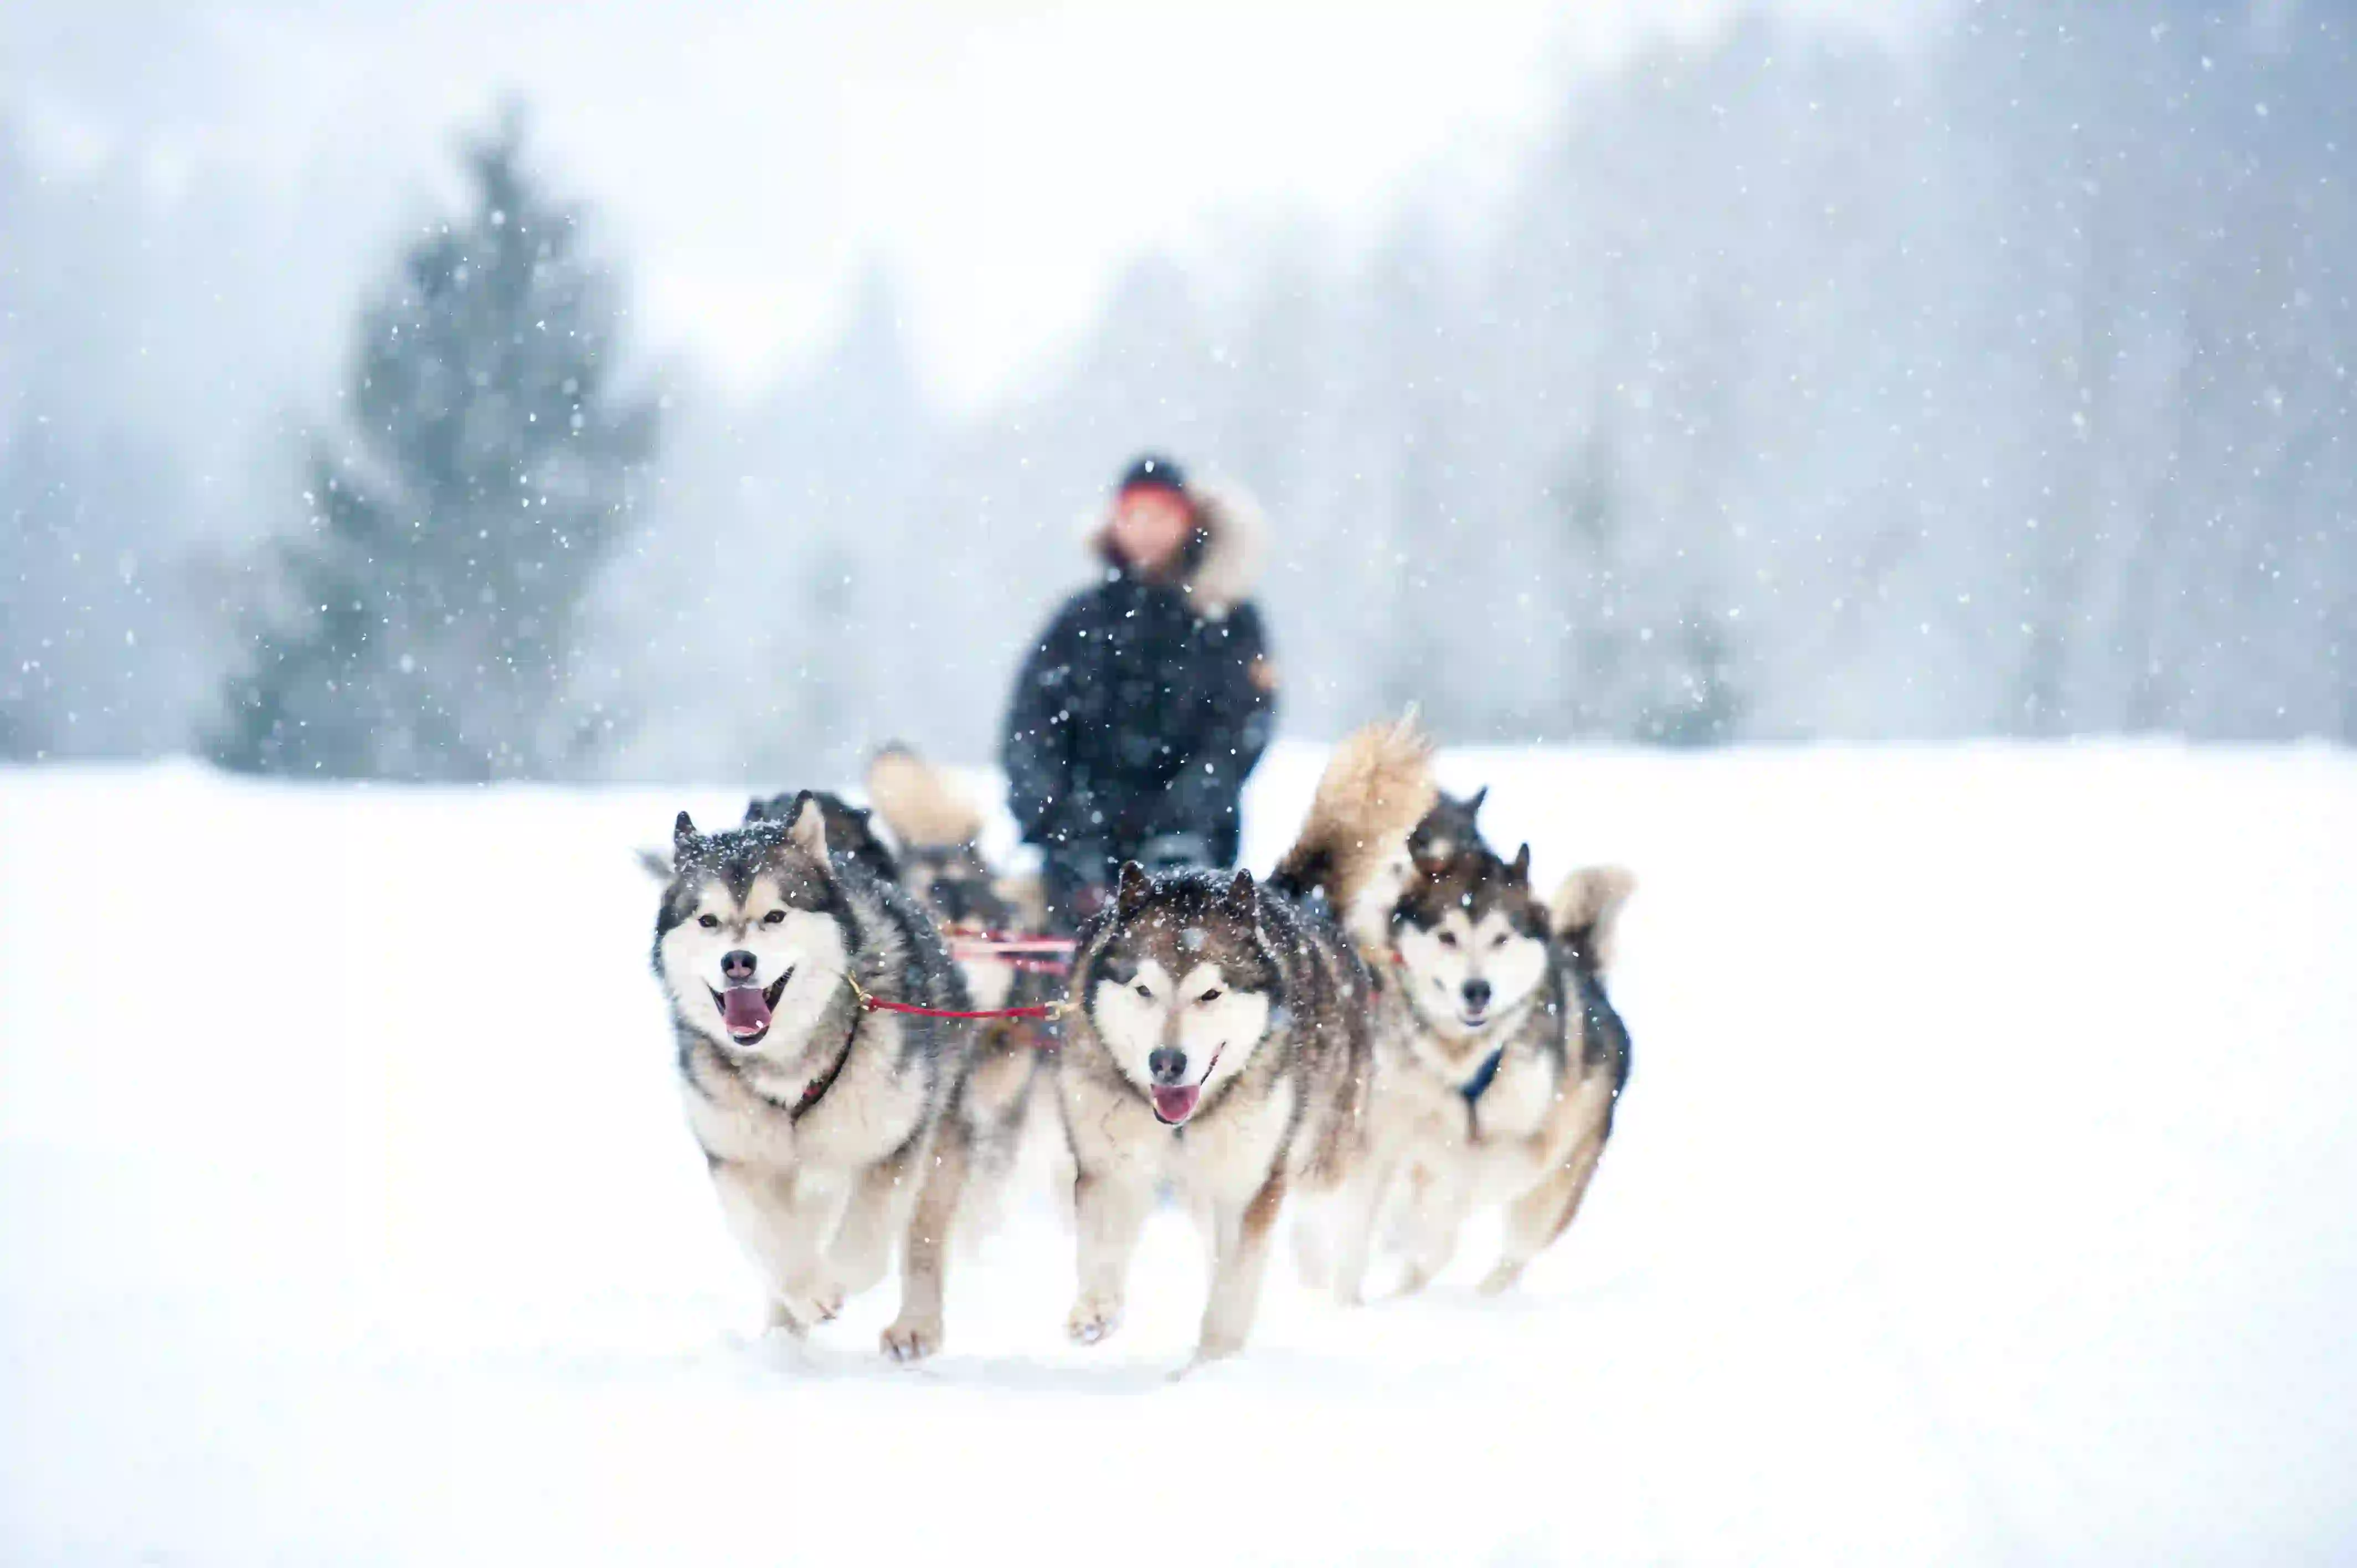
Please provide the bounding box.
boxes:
[1468,786,1489,818]
[786,793,830,860]
[637,847,673,881]
[1225,866,1259,915]
[1115,860,1153,919]
[1507,843,1531,886]
[673,811,701,861]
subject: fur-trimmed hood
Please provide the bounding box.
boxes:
[1086,475,1268,620]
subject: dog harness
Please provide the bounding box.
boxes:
[1460,1047,1506,1105]
[836,970,1071,1030]
[1386,947,1507,1107]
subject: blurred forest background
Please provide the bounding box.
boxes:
[3,1,2350,783]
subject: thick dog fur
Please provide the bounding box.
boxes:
[1357,844,1635,1299]
[1268,712,1438,956]
[1054,726,1416,1366]
[651,794,979,1360]
[1278,736,1638,1302]
[745,788,901,885]
[858,745,1054,1224]
[865,743,984,851]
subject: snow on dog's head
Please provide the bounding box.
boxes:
[1391,842,1550,1037]
[653,796,851,1063]
[1078,863,1275,1128]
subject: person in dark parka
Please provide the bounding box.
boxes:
[1001,454,1278,930]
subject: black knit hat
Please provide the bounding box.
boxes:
[1115,452,1188,497]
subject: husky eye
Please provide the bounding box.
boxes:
[763,910,787,926]
[698,914,721,930]
[1437,931,1458,949]
[1197,988,1223,1005]
[1135,983,1155,1001]
[1490,932,1508,950]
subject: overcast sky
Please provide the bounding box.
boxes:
[7,0,1937,410]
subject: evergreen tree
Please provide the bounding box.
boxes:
[212,108,656,779]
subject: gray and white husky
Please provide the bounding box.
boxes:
[651,793,979,1361]
[1360,839,1635,1298]
[1280,738,1637,1302]
[1053,720,1436,1367]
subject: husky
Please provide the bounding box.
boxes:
[862,744,1047,1004]
[1407,785,1489,867]
[1327,839,1634,1300]
[1375,845,1634,1297]
[632,789,897,886]
[651,794,978,1361]
[859,743,1057,1227]
[745,788,902,885]
[1273,729,1636,1301]
[1055,720,1433,1366]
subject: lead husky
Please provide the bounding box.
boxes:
[1055,720,1433,1366]
[651,794,977,1360]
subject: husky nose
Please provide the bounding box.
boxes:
[1461,978,1492,1012]
[721,949,758,984]
[1148,1048,1188,1086]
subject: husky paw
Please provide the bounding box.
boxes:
[1174,1337,1243,1379]
[1476,1262,1525,1297]
[1066,1296,1123,1346]
[881,1316,942,1363]
[770,1286,841,1334]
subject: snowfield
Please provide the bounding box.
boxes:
[2,742,2353,1564]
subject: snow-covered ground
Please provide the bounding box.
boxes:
[2,742,2353,1564]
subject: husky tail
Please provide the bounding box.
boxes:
[866,742,984,850]
[1269,713,1438,945]
[1551,866,1636,979]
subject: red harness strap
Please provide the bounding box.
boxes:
[839,971,1068,1031]
[862,996,1064,1023]
[947,932,1076,952]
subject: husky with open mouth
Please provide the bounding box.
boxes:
[651,793,978,1361]
[1052,720,1433,1367]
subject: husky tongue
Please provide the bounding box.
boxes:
[1151,1084,1201,1125]
[723,985,773,1038]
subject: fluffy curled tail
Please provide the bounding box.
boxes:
[1551,865,1637,977]
[1269,713,1438,933]
[866,742,984,850]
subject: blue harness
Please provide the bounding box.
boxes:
[1461,1046,1505,1104]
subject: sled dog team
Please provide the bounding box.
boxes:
[649,718,1634,1369]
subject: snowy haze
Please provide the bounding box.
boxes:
[3,0,2352,782]
[2,746,2353,1560]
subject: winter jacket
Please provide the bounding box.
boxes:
[1001,482,1277,903]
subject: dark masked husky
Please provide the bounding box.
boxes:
[1371,846,1634,1297]
[1056,720,1433,1367]
[1274,728,1637,1301]
[651,794,977,1361]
